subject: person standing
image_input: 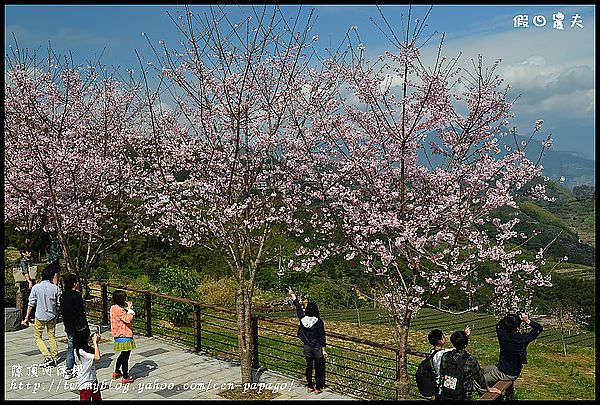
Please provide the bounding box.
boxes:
[74,326,102,401]
[61,273,89,380]
[45,232,62,273]
[438,330,501,400]
[288,287,328,394]
[21,266,61,367]
[479,313,543,389]
[110,290,136,384]
[19,239,35,322]
[19,238,33,289]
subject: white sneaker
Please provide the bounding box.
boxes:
[41,357,53,367]
[64,370,74,380]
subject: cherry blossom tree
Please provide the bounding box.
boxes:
[286,10,554,398]
[4,44,143,289]
[128,6,343,384]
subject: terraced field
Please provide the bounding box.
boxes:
[552,264,596,281]
[258,306,596,349]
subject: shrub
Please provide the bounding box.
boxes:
[4,269,17,307]
[158,265,200,326]
[4,253,18,307]
[135,274,154,290]
[197,276,236,308]
[305,280,353,309]
[91,263,114,283]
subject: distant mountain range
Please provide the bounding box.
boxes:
[534,148,595,188]
[504,130,595,188]
[417,131,595,189]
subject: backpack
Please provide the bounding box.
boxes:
[439,350,468,400]
[416,349,441,397]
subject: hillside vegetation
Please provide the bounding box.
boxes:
[4,183,595,327]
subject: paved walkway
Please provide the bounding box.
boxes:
[4,323,353,400]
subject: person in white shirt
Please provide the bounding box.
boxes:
[428,326,471,400]
[73,326,102,401]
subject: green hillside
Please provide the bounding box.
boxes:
[518,200,575,236]
[536,183,596,247]
[4,182,596,330]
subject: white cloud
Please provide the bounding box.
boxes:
[357,14,595,157]
[501,57,594,115]
[518,88,594,116]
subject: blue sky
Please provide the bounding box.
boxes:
[5,4,596,159]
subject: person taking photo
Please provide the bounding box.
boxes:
[478,312,543,390]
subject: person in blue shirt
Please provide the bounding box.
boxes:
[288,287,328,394]
[476,312,543,391]
[22,265,61,367]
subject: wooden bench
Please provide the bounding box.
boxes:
[479,380,515,400]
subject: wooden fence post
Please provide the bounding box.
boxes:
[395,349,400,401]
[195,305,202,353]
[145,293,152,337]
[252,317,259,369]
[15,286,23,316]
[101,284,109,326]
[506,382,514,400]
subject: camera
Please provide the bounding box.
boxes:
[518,351,528,364]
[89,325,101,340]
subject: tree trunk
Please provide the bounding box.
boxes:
[82,275,91,300]
[236,285,255,384]
[394,321,411,399]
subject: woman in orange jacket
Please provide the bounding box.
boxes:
[110,290,136,384]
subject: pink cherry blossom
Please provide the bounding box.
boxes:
[4,50,144,282]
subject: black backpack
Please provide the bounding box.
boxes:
[439,350,468,400]
[416,349,441,397]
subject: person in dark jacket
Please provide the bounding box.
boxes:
[60,273,89,381]
[477,312,543,392]
[288,287,328,394]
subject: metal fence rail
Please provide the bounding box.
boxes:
[84,282,432,400]
[84,282,518,401]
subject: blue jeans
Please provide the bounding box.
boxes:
[20,258,31,275]
[66,333,74,371]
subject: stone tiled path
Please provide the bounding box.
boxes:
[4,323,354,400]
